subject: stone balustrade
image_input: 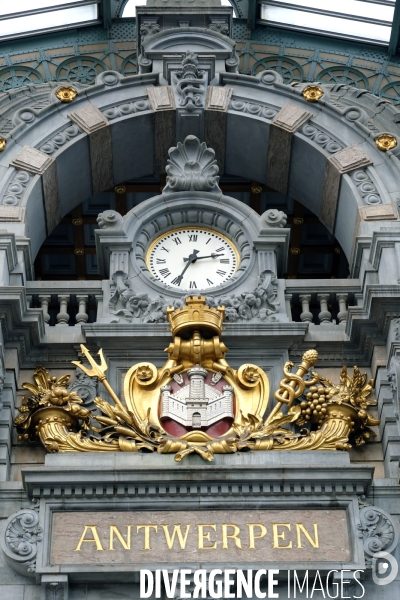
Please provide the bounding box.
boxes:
[285,280,362,325]
[26,282,102,327]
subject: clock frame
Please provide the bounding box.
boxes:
[145,226,240,292]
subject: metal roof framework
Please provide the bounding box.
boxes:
[1,0,400,56]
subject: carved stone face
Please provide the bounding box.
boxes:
[146,227,239,292]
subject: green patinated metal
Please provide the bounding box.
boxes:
[0,16,399,103]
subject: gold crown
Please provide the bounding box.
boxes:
[166,296,225,338]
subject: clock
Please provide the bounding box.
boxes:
[146,227,240,291]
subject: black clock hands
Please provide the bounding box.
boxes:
[172,249,199,285]
[183,252,224,263]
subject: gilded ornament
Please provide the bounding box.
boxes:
[74,248,84,255]
[55,86,77,103]
[14,299,379,461]
[0,137,6,152]
[293,217,304,225]
[72,218,83,226]
[375,134,397,152]
[115,185,126,194]
[290,247,300,255]
[302,85,324,102]
[251,185,262,194]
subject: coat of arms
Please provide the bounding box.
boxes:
[15,297,379,461]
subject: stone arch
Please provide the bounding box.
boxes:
[0,69,398,279]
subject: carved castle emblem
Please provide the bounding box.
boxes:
[15,297,379,461]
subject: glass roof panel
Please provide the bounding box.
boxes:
[259,0,395,44]
[0,3,99,39]
[0,0,85,17]
[274,0,395,21]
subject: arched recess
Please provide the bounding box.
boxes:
[0,68,399,279]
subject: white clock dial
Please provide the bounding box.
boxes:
[146,228,239,291]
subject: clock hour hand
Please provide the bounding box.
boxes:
[183,252,224,262]
[173,250,199,285]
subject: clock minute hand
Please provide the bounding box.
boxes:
[184,252,224,262]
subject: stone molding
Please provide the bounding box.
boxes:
[147,86,175,111]
[10,146,54,175]
[205,86,233,112]
[272,102,313,133]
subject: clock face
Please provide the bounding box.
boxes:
[146,227,239,291]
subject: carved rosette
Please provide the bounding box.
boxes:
[1,508,41,575]
[358,497,400,567]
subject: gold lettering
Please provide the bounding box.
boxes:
[248,523,267,549]
[296,523,319,548]
[137,525,158,550]
[222,524,242,549]
[162,525,191,549]
[74,526,104,551]
[109,525,131,550]
[197,524,217,550]
[272,523,292,549]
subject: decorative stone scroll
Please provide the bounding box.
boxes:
[358,496,400,568]
[1,506,42,575]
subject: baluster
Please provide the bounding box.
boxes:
[285,293,293,322]
[56,295,70,326]
[39,294,51,325]
[299,294,313,323]
[336,293,348,324]
[76,295,88,325]
[317,293,332,324]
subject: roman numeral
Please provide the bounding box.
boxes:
[220,259,229,264]
[171,277,181,286]
[206,279,214,286]
[156,258,166,264]
[172,237,182,245]
[159,268,171,278]
[216,247,225,252]
[189,281,197,288]
[188,235,197,242]
[161,246,169,253]
[216,270,226,277]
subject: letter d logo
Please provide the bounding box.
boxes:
[372,551,398,586]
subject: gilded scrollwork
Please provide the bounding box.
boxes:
[14,297,379,462]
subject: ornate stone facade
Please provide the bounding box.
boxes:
[0,0,400,599]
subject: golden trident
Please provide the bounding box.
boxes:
[72,344,125,412]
